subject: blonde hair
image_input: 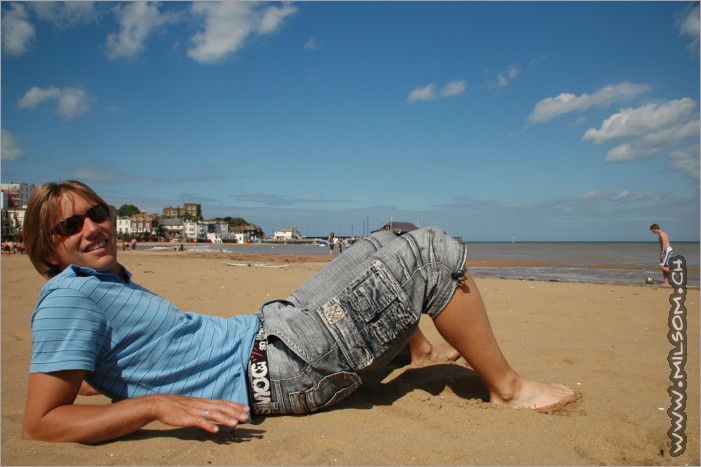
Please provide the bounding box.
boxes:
[24,180,112,278]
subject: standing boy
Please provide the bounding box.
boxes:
[650,223,673,285]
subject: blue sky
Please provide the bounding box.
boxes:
[2,1,699,241]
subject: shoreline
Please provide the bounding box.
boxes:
[128,247,701,288]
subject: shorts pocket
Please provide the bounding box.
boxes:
[289,371,362,414]
[261,301,337,365]
[319,260,417,370]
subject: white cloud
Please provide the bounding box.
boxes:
[669,145,700,180]
[55,88,95,120]
[257,3,297,34]
[528,82,650,123]
[17,86,60,109]
[71,166,120,183]
[489,65,520,91]
[584,98,697,144]
[187,2,296,64]
[441,80,467,97]
[407,81,466,103]
[66,164,168,185]
[678,5,700,54]
[105,1,174,60]
[407,84,438,102]
[1,3,35,56]
[580,190,664,204]
[17,86,95,121]
[31,1,98,29]
[581,98,700,164]
[1,129,24,161]
[304,36,322,51]
[602,144,657,163]
[581,190,602,200]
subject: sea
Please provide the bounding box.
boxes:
[146,241,700,287]
[465,241,699,287]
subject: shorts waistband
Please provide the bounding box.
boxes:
[247,317,275,415]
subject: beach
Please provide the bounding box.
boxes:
[2,250,699,466]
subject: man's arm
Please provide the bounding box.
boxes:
[22,370,251,444]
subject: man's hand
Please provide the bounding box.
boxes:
[149,394,251,434]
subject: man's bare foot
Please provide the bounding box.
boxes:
[490,378,578,412]
[407,328,460,364]
[409,344,460,364]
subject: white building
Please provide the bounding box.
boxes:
[232,232,251,244]
[183,220,203,241]
[183,220,232,242]
[205,221,231,243]
[274,226,302,241]
[159,218,185,241]
[116,217,131,236]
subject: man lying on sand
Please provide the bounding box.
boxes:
[21,180,577,444]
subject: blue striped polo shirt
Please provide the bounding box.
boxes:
[30,264,259,406]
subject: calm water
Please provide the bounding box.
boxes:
[146,241,700,286]
[466,242,699,286]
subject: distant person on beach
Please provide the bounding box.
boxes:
[130,238,137,251]
[20,180,577,444]
[338,237,345,254]
[650,223,674,285]
[328,232,335,255]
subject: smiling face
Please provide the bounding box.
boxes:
[44,191,121,277]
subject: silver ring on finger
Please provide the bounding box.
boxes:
[203,409,209,421]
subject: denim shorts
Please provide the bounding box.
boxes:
[250,227,467,416]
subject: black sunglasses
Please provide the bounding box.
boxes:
[52,204,111,236]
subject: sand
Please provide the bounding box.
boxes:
[2,249,699,466]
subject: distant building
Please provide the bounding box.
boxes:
[162,202,202,220]
[231,231,251,243]
[231,224,263,242]
[374,221,418,236]
[183,220,203,241]
[1,182,37,209]
[162,206,180,219]
[181,220,231,243]
[1,209,21,240]
[159,218,185,241]
[116,216,131,236]
[183,203,202,219]
[130,213,159,236]
[1,183,36,240]
[274,226,302,241]
[204,221,230,243]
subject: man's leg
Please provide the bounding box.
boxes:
[660,249,673,284]
[289,231,457,363]
[433,271,577,410]
[407,327,459,363]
